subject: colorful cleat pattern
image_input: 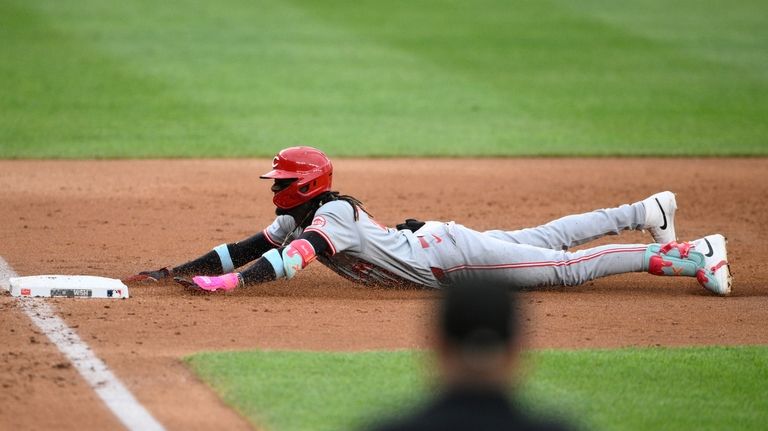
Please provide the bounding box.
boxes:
[645,235,731,296]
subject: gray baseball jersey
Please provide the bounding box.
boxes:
[264,200,651,289]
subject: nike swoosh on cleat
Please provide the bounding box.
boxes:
[703,238,714,257]
[654,198,668,230]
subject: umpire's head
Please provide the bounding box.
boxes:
[434,282,520,388]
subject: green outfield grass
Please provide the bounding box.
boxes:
[2,0,767,158]
[186,346,768,431]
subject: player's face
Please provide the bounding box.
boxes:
[271,178,295,193]
[272,179,315,225]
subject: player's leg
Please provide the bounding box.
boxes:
[433,225,729,294]
[441,237,649,288]
[483,191,676,250]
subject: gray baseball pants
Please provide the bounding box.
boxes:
[419,203,650,288]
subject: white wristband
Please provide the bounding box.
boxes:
[263,249,286,279]
[213,244,235,273]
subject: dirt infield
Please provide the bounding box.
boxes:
[1,158,767,430]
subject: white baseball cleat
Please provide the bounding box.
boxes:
[642,191,677,244]
[691,234,732,296]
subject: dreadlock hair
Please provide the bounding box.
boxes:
[312,191,370,221]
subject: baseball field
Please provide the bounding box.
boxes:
[1,1,767,430]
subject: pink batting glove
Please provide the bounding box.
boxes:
[192,273,242,292]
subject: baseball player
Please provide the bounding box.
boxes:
[126,147,732,295]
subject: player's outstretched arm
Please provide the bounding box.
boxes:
[174,257,278,292]
[124,232,275,283]
[175,232,330,292]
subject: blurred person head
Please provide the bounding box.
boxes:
[363,285,577,431]
[433,282,520,390]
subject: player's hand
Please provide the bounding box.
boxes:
[123,267,172,283]
[396,218,426,231]
[173,276,201,291]
[174,273,242,292]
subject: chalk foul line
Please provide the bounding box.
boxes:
[0,256,165,431]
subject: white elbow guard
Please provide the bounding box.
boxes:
[262,249,286,279]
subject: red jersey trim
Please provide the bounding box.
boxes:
[304,227,338,255]
[262,229,281,247]
[444,246,647,273]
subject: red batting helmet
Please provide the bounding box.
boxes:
[260,146,333,209]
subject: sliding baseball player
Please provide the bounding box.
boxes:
[127,147,732,295]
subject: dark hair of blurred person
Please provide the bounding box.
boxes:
[366,283,576,431]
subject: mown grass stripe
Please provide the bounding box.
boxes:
[1,0,767,157]
[187,346,768,431]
